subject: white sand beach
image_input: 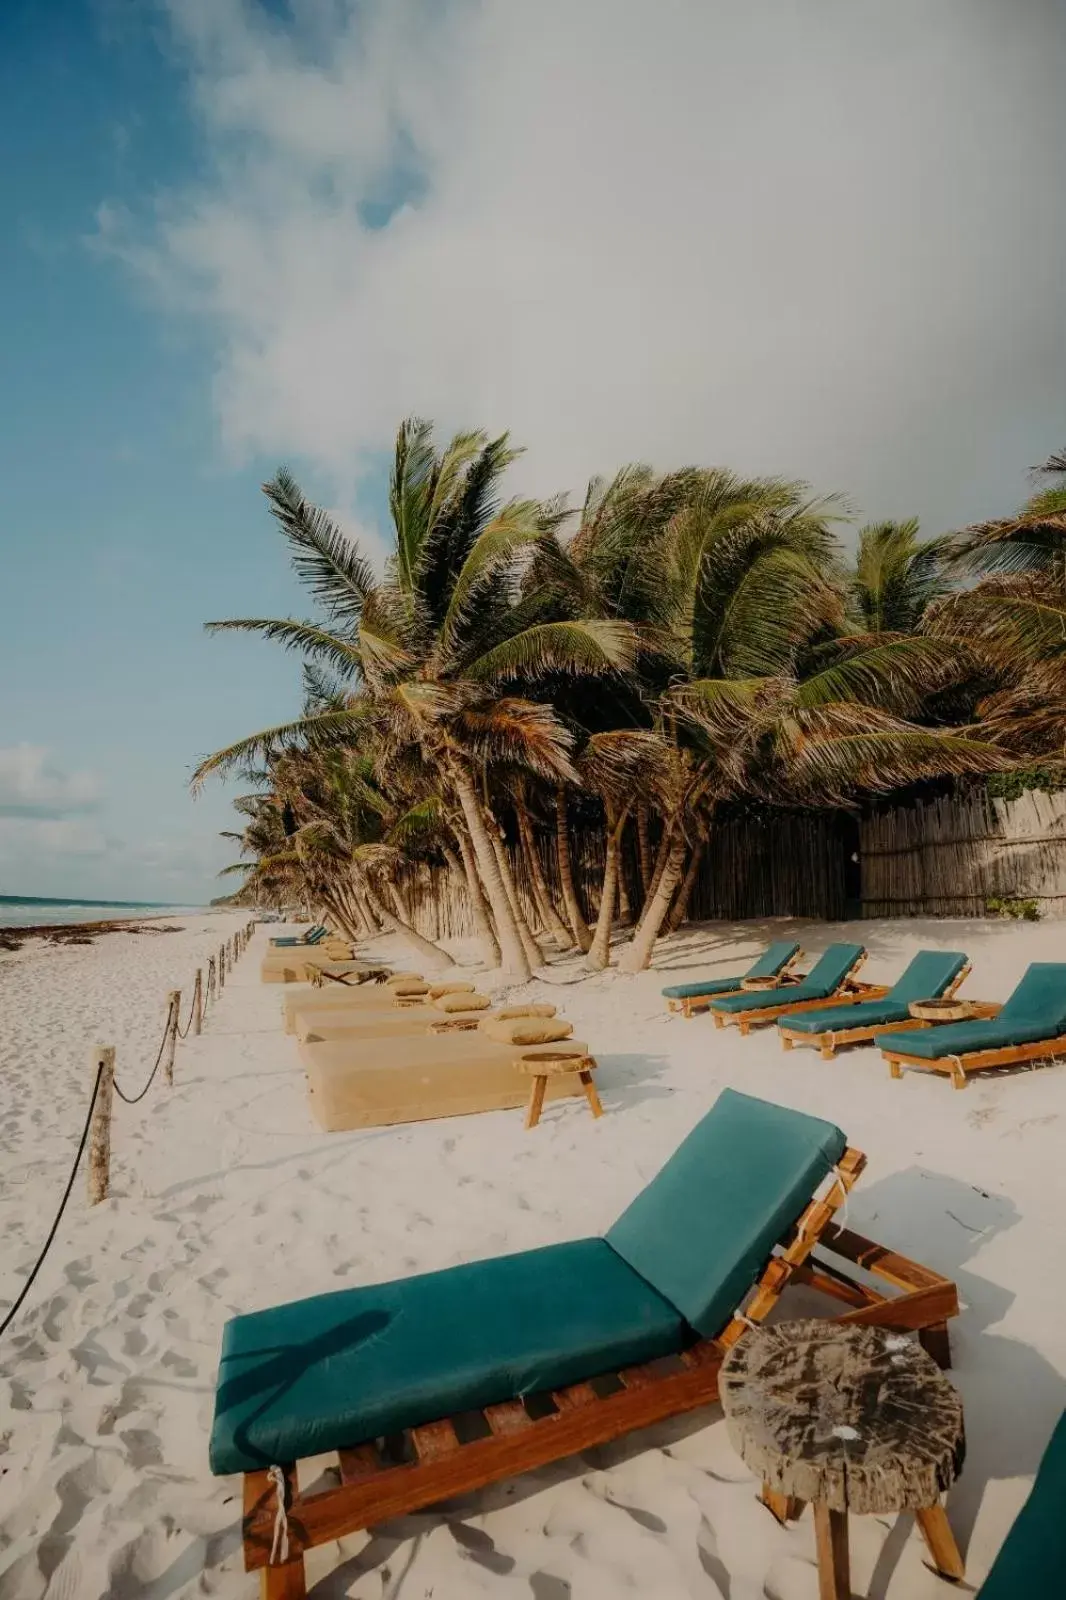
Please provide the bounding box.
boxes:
[2,916,1065,1599]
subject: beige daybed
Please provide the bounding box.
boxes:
[298,1028,586,1131]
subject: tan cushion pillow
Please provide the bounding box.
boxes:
[390,980,431,998]
[435,991,491,1013]
[492,1003,557,1020]
[478,1017,574,1045]
[426,981,476,1000]
[386,972,422,987]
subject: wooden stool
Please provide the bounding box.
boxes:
[720,1320,965,1600]
[517,1049,602,1130]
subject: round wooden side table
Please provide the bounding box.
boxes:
[517,1048,602,1129]
[720,1320,965,1599]
[741,975,781,991]
[908,999,982,1023]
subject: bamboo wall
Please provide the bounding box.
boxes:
[860,788,1066,918]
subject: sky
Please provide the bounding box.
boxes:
[1,0,1064,904]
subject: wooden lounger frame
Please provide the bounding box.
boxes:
[779,963,974,1060]
[666,950,804,1018]
[710,955,884,1036]
[238,1146,960,1597]
[881,1018,1066,1089]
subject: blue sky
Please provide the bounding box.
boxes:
[1,0,1064,904]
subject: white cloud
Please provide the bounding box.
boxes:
[0,818,109,860]
[109,0,1066,530]
[0,746,102,820]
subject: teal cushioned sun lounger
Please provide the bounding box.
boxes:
[271,925,326,947]
[779,951,967,1038]
[710,943,865,1016]
[210,1089,846,1475]
[661,940,800,1004]
[874,962,1066,1060]
[979,1410,1066,1596]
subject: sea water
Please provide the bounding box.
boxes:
[0,895,203,929]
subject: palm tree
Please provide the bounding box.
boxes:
[193,420,636,979]
[850,519,953,633]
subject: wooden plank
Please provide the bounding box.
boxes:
[551,1382,599,1413]
[822,1227,949,1294]
[813,1504,850,1600]
[410,1419,461,1462]
[483,1400,532,1436]
[337,1444,380,1484]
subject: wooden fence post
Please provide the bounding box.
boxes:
[88,1046,115,1205]
[207,956,216,1000]
[219,944,226,989]
[192,968,203,1035]
[165,991,180,1086]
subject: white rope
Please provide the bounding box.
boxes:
[830,1165,851,1232]
[732,1306,760,1331]
[268,1464,290,1565]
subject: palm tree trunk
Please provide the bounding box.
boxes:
[489,826,545,971]
[616,816,633,926]
[618,829,687,972]
[451,765,532,980]
[586,805,628,971]
[665,836,705,934]
[515,794,573,948]
[444,840,500,967]
[636,803,654,897]
[362,875,455,969]
[554,788,592,953]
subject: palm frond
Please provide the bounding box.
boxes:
[463,619,638,683]
[796,636,969,716]
[204,617,363,679]
[454,698,578,783]
[190,707,366,792]
[263,469,378,626]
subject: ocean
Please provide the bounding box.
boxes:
[0,895,204,929]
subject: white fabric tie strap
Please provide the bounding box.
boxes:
[830,1164,851,1232]
[268,1464,290,1565]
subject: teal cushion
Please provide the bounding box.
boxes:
[980,1411,1066,1597]
[999,962,1066,1028]
[875,1015,1064,1060]
[209,1239,685,1475]
[606,1089,846,1337]
[779,951,968,1037]
[710,944,864,1014]
[781,998,911,1035]
[662,941,799,1001]
[887,950,968,1005]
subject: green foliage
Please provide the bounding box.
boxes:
[986,765,1066,802]
[985,896,1041,921]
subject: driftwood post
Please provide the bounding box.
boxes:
[192,968,203,1035]
[219,943,226,989]
[164,991,180,1086]
[87,1046,115,1205]
[207,956,216,1001]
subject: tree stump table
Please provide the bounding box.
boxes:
[517,1049,602,1129]
[720,1320,965,1599]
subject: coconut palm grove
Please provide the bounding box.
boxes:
[197,422,1066,980]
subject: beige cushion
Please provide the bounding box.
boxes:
[426,981,476,1000]
[386,972,422,987]
[492,1004,557,1020]
[390,980,431,998]
[435,991,491,1013]
[478,1016,575,1045]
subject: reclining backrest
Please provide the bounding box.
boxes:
[746,940,801,981]
[999,963,1066,1028]
[796,943,865,995]
[888,950,968,1004]
[605,1089,847,1337]
[307,926,326,943]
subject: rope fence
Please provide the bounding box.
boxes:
[0,918,256,1340]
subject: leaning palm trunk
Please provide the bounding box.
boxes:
[320,888,359,944]
[616,825,633,926]
[489,826,545,971]
[444,840,500,967]
[361,875,455,969]
[636,803,654,898]
[618,828,687,972]
[665,836,705,934]
[515,795,573,948]
[450,764,532,980]
[554,788,592,953]
[586,805,629,971]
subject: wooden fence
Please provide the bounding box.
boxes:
[860,788,1066,918]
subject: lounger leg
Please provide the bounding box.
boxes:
[914,1504,965,1580]
[782,1035,793,1051]
[579,1070,603,1120]
[260,1557,307,1598]
[739,1021,749,1037]
[813,1503,850,1600]
[713,1013,724,1029]
[888,1058,902,1080]
[918,1320,952,1370]
[820,1041,836,1061]
[525,1075,547,1130]
[761,1484,805,1524]
[950,1060,967,1090]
